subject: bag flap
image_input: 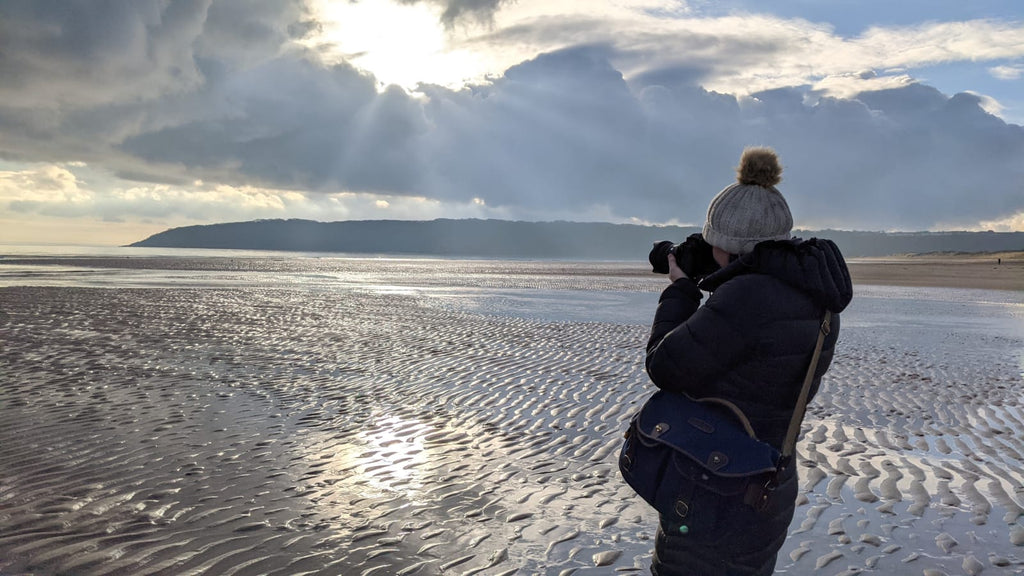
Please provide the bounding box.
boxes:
[636,390,780,477]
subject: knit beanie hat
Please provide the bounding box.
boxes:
[702,147,793,255]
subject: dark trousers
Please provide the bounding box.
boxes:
[650,469,798,576]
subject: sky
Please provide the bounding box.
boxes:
[1,0,1023,246]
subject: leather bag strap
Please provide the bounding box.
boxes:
[781,310,832,459]
[694,396,758,438]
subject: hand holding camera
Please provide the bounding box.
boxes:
[649,233,720,281]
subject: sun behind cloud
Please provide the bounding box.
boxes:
[304,0,488,89]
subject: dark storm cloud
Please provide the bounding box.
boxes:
[0,0,425,193]
[0,0,210,108]
[395,0,509,26]
[417,49,1024,229]
[418,46,681,216]
[195,0,311,64]
[0,1,1021,230]
[0,0,312,161]
[0,0,309,107]
[741,84,1024,230]
[120,55,427,193]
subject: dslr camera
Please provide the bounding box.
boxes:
[648,233,720,279]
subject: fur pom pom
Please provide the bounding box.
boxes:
[736,147,782,188]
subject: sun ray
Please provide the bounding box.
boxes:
[304,0,488,90]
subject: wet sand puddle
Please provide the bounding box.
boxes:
[1,286,657,575]
[1,272,1023,575]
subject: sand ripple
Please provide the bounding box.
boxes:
[2,275,1023,575]
[0,285,654,575]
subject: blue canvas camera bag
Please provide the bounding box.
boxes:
[619,311,831,517]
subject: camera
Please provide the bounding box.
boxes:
[648,233,720,279]
[649,240,681,274]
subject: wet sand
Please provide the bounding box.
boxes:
[1,256,1023,575]
[3,249,1022,291]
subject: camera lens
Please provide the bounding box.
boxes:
[649,241,676,274]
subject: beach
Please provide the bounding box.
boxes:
[847,252,1024,292]
[1,253,1023,575]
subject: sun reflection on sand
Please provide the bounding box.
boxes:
[333,413,433,502]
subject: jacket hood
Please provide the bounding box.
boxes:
[700,237,854,313]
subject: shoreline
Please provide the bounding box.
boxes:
[2,250,1022,292]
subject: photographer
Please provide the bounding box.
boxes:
[644,147,853,575]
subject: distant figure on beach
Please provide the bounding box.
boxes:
[643,148,854,575]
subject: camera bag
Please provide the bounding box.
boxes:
[619,311,831,517]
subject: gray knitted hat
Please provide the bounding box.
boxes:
[702,147,793,255]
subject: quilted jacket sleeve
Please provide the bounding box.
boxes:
[645,276,757,397]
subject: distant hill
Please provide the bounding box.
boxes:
[129,219,1024,259]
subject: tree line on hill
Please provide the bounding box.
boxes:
[129,219,1024,259]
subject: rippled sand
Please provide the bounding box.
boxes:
[1,257,1023,575]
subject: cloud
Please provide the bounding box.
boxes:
[418,46,685,217]
[0,0,206,109]
[762,87,1024,231]
[119,55,429,193]
[976,211,1024,233]
[0,0,315,164]
[0,165,91,207]
[964,91,1005,116]
[419,50,1024,230]
[0,1,1023,233]
[855,20,1024,65]
[0,162,502,229]
[989,64,1024,80]
[396,0,510,27]
[0,0,315,109]
[461,10,1024,100]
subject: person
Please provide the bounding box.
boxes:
[644,147,853,575]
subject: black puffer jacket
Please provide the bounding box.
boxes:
[645,238,853,448]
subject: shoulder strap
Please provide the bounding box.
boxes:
[684,310,832,455]
[781,310,832,458]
